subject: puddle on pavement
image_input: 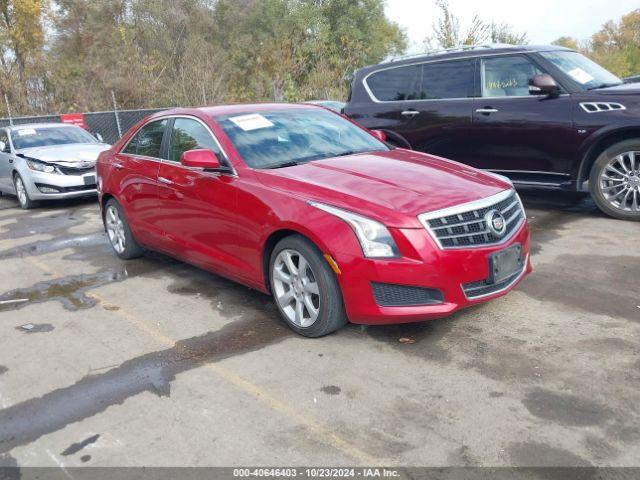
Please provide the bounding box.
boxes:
[0,232,108,260]
[0,315,291,454]
[0,270,126,312]
[0,253,180,313]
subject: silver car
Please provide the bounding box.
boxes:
[0,123,111,209]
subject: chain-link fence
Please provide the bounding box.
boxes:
[0,108,169,145]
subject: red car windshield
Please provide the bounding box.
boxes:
[216,108,389,169]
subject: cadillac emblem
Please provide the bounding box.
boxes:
[485,209,507,237]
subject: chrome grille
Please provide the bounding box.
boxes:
[57,165,95,176]
[418,190,525,249]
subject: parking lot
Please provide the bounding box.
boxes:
[0,190,638,468]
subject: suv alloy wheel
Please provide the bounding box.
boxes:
[590,140,640,221]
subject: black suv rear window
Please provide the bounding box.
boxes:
[366,64,421,101]
[366,60,473,101]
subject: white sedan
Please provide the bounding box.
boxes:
[0,123,110,209]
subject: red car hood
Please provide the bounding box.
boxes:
[256,149,512,228]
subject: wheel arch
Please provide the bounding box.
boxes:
[100,193,115,222]
[261,227,331,294]
[578,128,640,187]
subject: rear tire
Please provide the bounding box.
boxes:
[589,140,640,221]
[104,199,145,259]
[13,174,37,210]
[269,235,347,337]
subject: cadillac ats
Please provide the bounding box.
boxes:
[97,104,532,337]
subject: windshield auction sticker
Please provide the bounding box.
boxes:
[16,128,37,136]
[568,67,595,84]
[229,113,275,131]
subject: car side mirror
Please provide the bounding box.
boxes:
[0,141,6,153]
[94,132,104,143]
[370,130,387,142]
[181,149,226,171]
[529,74,560,97]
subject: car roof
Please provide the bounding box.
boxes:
[152,103,324,119]
[7,122,77,131]
[356,44,572,74]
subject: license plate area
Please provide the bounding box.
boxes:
[489,243,523,284]
[83,175,96,186]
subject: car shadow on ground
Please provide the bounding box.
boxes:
[0,194,98,211]
[517,188,602,217]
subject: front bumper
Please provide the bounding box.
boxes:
[23,169,97,200]
[332,221,531,325]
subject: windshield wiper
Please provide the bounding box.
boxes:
[262,161,300,169]
[586,82,621,90]
[332,149,381,158]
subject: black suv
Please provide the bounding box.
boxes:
[344,45,640,221]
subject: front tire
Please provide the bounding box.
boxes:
[104,199,144,259]
[269,235,347,337]
[589,140,640,221]
[13,174,37,210]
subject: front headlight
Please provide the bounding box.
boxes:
[26,159,59,174]
[308,201,399,258]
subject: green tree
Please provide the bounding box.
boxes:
[551,36,579,50]
[214,0,405,102]
[588,9,640,78]
[0,0,47,114]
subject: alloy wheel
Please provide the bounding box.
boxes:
[272,249,320,328]
[15,176,27,207]
[105,205,126,254]
[599,151,640,213]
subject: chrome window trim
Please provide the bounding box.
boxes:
[362,51,573,103]
[119,114,237,177]
[363,52,537,103]
[461,254,529,300]
[489,169,570,176]
[363,56,477,103]
[417,189,525,250]
[512,180,563,187]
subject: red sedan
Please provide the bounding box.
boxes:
[97,104,532,337]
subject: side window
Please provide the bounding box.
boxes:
[168,118,221,163]
[0,130,9,152]
[122,119,167,158]
[366,65,422,101]
[481,56,543,97]
[420,60,474,99]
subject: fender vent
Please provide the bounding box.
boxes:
[579,102,625,113]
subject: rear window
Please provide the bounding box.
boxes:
[123,119,167,158]
[366,65,421,101]
[366,60,474,101]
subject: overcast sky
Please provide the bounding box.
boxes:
[385,0,638,53]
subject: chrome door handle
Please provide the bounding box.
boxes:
[401,110,420,118]
[475,108,499,114]
[158,176,174,185]
[113,162,124,170]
